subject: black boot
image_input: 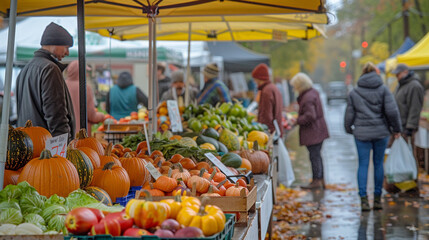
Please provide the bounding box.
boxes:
[301,179,324,189]
[373,195,382,210]
[361,196,371,211]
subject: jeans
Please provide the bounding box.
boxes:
[306,142,324,180]
[355,137,389,197]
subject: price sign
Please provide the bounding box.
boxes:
[205,153,239,183]
[167,100,183,132]
[145,162,162,180]
[45,133,68,158]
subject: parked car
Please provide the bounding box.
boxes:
[327,81,348,104]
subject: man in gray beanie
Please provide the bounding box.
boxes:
[16,22,76,142]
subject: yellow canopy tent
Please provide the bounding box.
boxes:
[86,15,326,41]
[396,32,429,68]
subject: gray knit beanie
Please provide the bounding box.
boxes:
[40,22,73,47]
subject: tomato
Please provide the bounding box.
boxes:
[65,207,99,235]
[104,211,133,234]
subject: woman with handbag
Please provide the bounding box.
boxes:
[344,62,402,211]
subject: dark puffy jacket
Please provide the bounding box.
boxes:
[297,88,329,146]
[344,71,402,141]
[258,81,283,136]
[394,72,424,131]
[16,49,75,142]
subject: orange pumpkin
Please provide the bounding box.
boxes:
[142,182,165,197]
[153,169,178,192]
[239,149,269,174]
[187,169,211,193]
[225,182,249,196]
[150,150,163,159]
[240,158,252,171]
[16,120,52,158]
[69,128,104,156]
[171,163,191,183]
[201,185,221,197]
[99,143,122,167]
[169,154,184,163]
[18,150,79,197]
[92,162,130,202]
[3,170,19,188]
[180,158,196,170]
[209,167,226,182]
[195,162,211,171]
[119,153,150,187]
[136,141,148,154]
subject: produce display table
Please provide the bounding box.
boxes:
[232,175,273,240]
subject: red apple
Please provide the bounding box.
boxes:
[90,219,121,236]
[87,208,105,222]
[123,228,153,237]
[104,211,133,233]
[65,207,98,235]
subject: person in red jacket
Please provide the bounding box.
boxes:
[291,72,329,189]
[252,63,283,136]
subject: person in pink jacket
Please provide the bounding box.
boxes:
[65,60,104,136]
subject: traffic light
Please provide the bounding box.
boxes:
[340,61,347,68]
[361,41,368,48]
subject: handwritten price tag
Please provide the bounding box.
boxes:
[167,100,183,132]
[45,133,68,158]
[145,162,162,180]
[205,153,238,183]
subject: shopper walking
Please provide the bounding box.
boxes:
[291,72,329,189]
[106,72,148,120]
[197,63,231,106]
[16,22,75,142]
[344,62,402,211]
[65,60,104,136]
[252,64,283,136]
[161,69,199,103]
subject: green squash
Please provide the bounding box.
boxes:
[219,128,240,151]
[178,137,198,147]
[202,127,220,140]
[84,186,113,206]
[221,152,242,168]
[196,135,219,151]
[6,125,33,170]
[66,149,94,188]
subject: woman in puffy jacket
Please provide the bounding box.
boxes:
[344,62,401,211]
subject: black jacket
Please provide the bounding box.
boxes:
[394,72,424,131]
[16,49,75,142]
[344,71,402,141]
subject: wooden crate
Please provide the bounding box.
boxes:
[103,123,144,132]
[135,179,257,225]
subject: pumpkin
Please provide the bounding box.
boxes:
[216,179,227,196]
[201,185,221,197]
[239,149,269,174]
[150,150,163,159]
[153,168,178,192]
[119,153,150,187]
[220,152,242,168]
[195,162,211,171]
[18,149,79,197]
[225,182,249,196]
[66,148,94,188]
[141,183,165,197]
[99,143,122,167]
[209,167,226,183]
[16,120,51,158]
[3,170,19,187]
[68,128,104,156]
[77,147,101,169]
[169,154,184,163]
[189,169,201,176]
[187,169,211,193]
[6,125,33,170]
[179,158,196,170]
[91,162,130,202]
[240,158,252,171]
[171,163,191,183]
[85,186,113,206]
[136,141,148,155]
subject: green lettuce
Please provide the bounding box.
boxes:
[41,205,67,222]
[47,214,67,233]
[65,189,98,209]
[24,213,46,231]
[0,200,21,211]
[20,192,46,215]
[0,185,22,202]
[44,194,65,208]
[84,202,124,213]
[0,208,23,225]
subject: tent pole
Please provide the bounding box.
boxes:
[0,0,17,190]
[77,0,88,132]
[151,18,158,134]
[148,20,154,137]
[184,23,191,107]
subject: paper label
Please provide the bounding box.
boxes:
[167,100,183,132]
[145,162,162,180]
[45,133,68,158]
[205,153,238,183]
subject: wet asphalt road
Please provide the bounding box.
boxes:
[283,100,429,240]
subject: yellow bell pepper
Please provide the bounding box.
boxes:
[176,205,226,236]
[247,131,269,147]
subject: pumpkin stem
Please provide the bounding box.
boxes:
[199,168,206,177]
[141,189,153,201]
[24,120,33,128]
[123,152,132,158]
[174,194,182,203]
[102,161,115,170]
[168,168,172,178]
[253,140,259,151]
[217,179,227,188]
[176,163,184,173]
[207,185,214,194]
[77,128,89,140]
[149,182,155,190]
[104,143,113,156]
[209,168,216,181]
[39,149,53,159]
[235,182,239,188]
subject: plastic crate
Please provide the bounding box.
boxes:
[103,130,138,144]
[65,214,235,240]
